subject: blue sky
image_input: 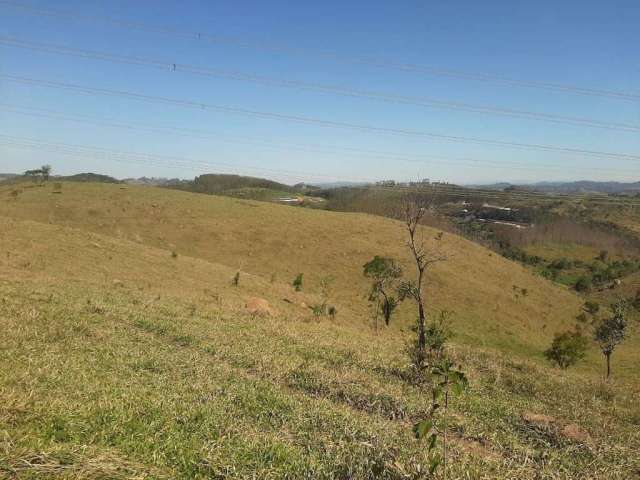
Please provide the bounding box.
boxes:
[1,0,638,184]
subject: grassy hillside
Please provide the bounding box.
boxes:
[168,173,307,202]
[1,181,638,478]
[60,173,122,183]
[0,181,588,355]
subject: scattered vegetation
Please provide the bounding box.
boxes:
[292,273,304,292]
[544,330,589,369]
[584,300,600,315]
[1,181,638,479]
[24,164,52,183]
[363,255,402,329]
[398,193,448,370]
[574,276,593,292]
[594,302,628,380]
[413,314,468,477]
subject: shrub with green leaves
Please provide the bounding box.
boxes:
[292,273,303,292]
[544,331,589,369]
[550,257,572,270]
[574,276,592,292]
[413,357,467,477]
[363,255,402,328]
[594,302,628,379]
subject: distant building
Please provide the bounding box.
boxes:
[376,180,396,186]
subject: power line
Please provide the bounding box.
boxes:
[4,103,639,176]
[3,135,639,207]
[1,0,638,102]
[3,74,639,162]
[2,36,638,133]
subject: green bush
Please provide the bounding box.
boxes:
[550,257,572,270]
[574,276,592,292]
[292,273,304,292]
[540,267,559,281]
[544,331,588,369]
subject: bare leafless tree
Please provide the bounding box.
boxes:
[398,191,449,369]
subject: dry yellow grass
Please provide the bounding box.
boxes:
[1,182,585,352]
[1,181,639,478]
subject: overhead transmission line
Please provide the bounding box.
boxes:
[2,103,639,177]
[3,135,639,207]
[3,74,639,162]
[1,36,638,133]
[1,0,638,102]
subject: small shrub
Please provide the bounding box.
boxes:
[407,312,451,374]
[232,271,240,287]
[171,250,178,259]
[576,312,588,324]
[584,300,600,315]
[292,273,303,292]
[598,250,609,262]
[550,257,572,270]
[328,305,337,319]
[540,267,559,280]
[544,330,588,369]
[311,303,326,317]
[574,276,592,292]
[594,302,627,379]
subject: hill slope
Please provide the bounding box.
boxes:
[1,181,638,478]
[0,181,587,355]
[168,173,305,201]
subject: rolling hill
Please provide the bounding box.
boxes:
[167,173,315,202]
[1,181,638,479]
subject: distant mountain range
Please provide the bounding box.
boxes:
[3,170,639,196]
[123,176,190,186]
[473,181,640,195]
[310,181,369,189]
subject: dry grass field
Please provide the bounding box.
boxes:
[1,181,638,479]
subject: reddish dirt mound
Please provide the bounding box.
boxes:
[561,424,591,444]
[522,412,592,445]
[522,412,555,427]
[456,437,502,462]
[245,297,275,316]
